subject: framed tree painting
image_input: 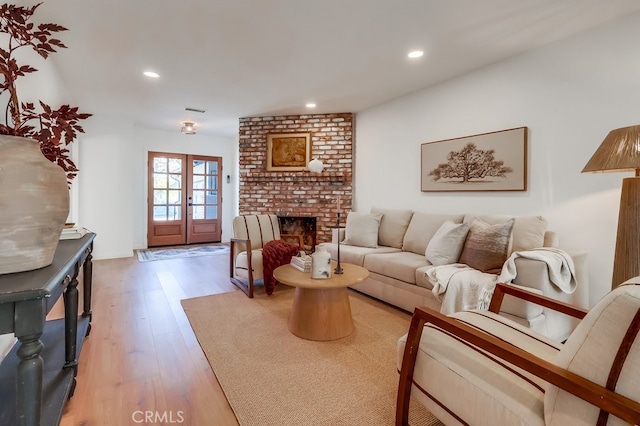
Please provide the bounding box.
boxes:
[266,132,311,171]
[421,127,527,192]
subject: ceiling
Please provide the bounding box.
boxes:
[34,0,640,138]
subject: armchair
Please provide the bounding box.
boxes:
[230,214,302,298]
[397,280,640,425]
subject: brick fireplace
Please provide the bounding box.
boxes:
[238,113,353,245]
[278,215,316,252]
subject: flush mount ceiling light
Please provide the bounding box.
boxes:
[143,71,160,78]
[181,121,197,135]
[306,103,316,108]
[407,50,424,59]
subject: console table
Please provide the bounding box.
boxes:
[0,233,95,426]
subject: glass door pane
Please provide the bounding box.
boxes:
[152,157,182,221]
[191,159,218,220]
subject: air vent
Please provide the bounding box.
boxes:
[185,107,206,113]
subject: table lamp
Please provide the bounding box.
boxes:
[582,125,640,289]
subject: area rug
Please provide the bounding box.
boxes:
[181,287,442,426]
[136,244,229,262]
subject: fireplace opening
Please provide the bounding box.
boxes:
[278,216,317,253]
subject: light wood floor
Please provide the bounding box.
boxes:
[54,249,241,425]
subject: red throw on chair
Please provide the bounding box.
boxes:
[262,239,299,295]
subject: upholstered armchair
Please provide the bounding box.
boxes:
[396,279,640,425]
[230,214,302,298]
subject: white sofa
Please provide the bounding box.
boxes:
[323,208,588,342]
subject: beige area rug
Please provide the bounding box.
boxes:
[181,286,442,426]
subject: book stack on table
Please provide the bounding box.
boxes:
[290,255,311,272]
[60,225,88,240]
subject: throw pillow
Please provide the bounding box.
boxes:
[464,214,548,254]
[459,218,515,273]
[371,207,413,248]
[425,221,470,266]
[402,213,465,255]
[342,212,383,248]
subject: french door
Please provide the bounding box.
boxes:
[147,151,222,247]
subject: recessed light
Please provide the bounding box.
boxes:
[407,50,424,59]
[306,103,316,108]
[143,71,160,78]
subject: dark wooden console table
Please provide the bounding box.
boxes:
[0,233,95,426]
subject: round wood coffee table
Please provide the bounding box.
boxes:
[273,262,369,341]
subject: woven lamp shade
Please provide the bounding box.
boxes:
[583,125,640,289]
[582,125,640,173]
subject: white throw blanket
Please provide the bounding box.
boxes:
[427,248,577,314]
[497,247,577,294]
[426,264,498,314]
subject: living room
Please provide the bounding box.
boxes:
[66,4,639,308]
[2,1,640,425]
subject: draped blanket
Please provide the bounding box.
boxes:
[497,247,577,294]
[262,239,299,295]
[427,247,577,314]
[426,264,498,314]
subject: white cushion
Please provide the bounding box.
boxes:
[234,249,264,280]
[500,284,545,320]
[398,310,561,426]
[545,283,640,425]
[232,214,281,249]
[371,207,413,248]
[425,220,470,266]
[342,212,383,248]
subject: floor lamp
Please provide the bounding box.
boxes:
[582,125,640,289]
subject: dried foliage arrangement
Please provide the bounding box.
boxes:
[0,2,91,182]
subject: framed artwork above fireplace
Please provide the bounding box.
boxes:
[266,132,311,171]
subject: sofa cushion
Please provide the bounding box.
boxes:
[402,213,465,255]
[322,242,400,267]
[234,249,264,280]
[342,212,383,248]
[464,214,547,253]
[364,251,429,284]
[500,284,545,320]
[371,207,413,249]
[459,218,515,273]
[415,265,435,290]
[425,221,470,266]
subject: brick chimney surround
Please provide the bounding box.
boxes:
[238,113,354,246]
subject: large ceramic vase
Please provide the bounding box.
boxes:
[0,135,69,274]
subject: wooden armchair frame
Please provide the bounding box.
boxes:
[229,237,256,298]
[396,283,640,425]
[229,234,304,298]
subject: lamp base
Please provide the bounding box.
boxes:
[612,176,640,289]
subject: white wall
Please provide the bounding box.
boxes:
[77,121,237,260]
[354,11,640,307]
[77,116,135,259]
